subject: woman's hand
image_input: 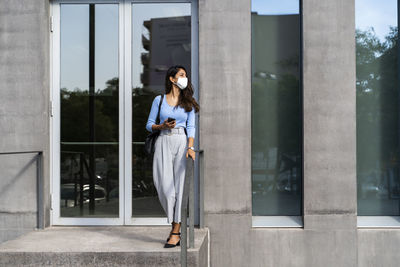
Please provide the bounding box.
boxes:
[186,148,195,160]
[160,118,176,130]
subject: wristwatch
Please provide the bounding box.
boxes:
[188,146,195,151]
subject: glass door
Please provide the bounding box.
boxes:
[51,1,123,225]
[51,0,197,226]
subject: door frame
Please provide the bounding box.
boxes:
[50,0,199,226]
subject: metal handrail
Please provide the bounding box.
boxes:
[181,149,204,267]
[0,151,44,229]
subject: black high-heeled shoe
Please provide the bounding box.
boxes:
[164,232,181,248]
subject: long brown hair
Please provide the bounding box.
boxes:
[165,65,200,113]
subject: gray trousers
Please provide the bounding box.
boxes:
[153,127,188,224]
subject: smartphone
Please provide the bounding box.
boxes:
[167,117,176,122]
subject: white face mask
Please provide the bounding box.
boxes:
[175,77,188,90]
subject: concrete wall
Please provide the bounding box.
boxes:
[358,230,400,267]
[198,0,396,266]
[0,0,50,242]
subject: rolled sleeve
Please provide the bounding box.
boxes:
[145,95,161,132]
[186,108,196,138]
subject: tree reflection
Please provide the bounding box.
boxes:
[357,27,400,214]
[61,77,119,143]
[356,27,398,175]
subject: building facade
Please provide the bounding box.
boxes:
[1,0,400,266]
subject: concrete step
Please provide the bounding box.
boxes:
[0,226,209,267]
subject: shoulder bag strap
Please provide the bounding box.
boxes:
[155,94,164,125]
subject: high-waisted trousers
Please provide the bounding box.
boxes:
[153,127,187,224]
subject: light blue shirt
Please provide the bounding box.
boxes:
[146,95,196,138]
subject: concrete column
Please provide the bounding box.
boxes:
[302,0,357,265]
[198,0,252,266]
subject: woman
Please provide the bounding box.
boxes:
[145,65,200,248]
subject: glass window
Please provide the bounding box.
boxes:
[251,0,302,216]
[356,0,399,215]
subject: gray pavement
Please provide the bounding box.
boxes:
[0,226,209,266]
[0,226,207,252]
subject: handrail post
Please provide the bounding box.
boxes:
[180,149,203,267]
[37,152,44,229]
[199,150,204,228]
[181,157,194,267]
[189,156,195,248]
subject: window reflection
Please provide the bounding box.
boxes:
[60,4,119,217]
[356,0,400,215]
[251,0,302,216]
[131,3,191,218]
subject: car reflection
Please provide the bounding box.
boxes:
[108,179,156,199]
[358,167,400,200]
[252,152,300,195]
[61,183,107,208]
